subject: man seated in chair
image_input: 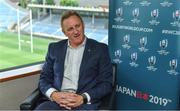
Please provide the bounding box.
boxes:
[35,10,113,110]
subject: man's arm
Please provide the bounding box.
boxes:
[39,43,55,95]
[85,44,113,103]
[51,91,84,109]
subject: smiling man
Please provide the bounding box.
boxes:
[35,11,113,110]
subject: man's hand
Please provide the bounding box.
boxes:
[66,93,84,108]
[50,91,84,109]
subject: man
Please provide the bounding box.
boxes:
[35,10,113,110]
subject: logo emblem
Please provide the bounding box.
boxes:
[113,49,123,64]
[174,10,180,20]
[129,52,139,67]
[170,10,180,27]
[131,8,140,24]
[114,8,124,22]
[149,9,160,25]
[167,59,179,75]
[147,56,157,71]
[139,37,148,52]
[157,39,169,55]
[122,34,131,49]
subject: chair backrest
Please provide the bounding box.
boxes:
[99,63,116,110]
[112,63,116,86]
[20,63,117,110]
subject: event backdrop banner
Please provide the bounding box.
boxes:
[109,0,180,110]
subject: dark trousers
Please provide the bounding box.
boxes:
[34,100,98,110]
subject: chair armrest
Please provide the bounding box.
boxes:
[106,87,116,109]
[20,88,40,110]
[99,87,116,110]
[100,63,116,109]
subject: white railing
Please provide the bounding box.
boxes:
[27,4,109,13]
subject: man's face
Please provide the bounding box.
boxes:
[62,15,85,47]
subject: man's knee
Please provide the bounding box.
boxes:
[34,101,62,110]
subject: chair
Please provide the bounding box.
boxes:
[20,64,116,110]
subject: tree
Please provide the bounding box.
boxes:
[46,0,55,5]
[19,0,27,8]
[60,0,79,6]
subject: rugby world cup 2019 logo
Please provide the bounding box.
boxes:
[170,10,180,27]
[129,52,139,67]
[167,59,179,75]
[147,56,157,71]
[113,49,123,64]
[149,9,160,25]
[131,8,140,24]
[114,8,124,22]
[173,10,180,21]
[116,85,172,107]
[139,37,148,52]
[157,39,169,55]
[122,34,131,49]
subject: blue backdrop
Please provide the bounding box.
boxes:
[109,0,180,110]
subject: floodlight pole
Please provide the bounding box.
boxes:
[30,9,33,53]
[17,8,21,51]
[50,9,52,22]
[92,13,95,25]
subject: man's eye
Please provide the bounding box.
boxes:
[67,28,73,31]
[75,24,80,28]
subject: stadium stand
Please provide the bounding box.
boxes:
[0,0,108,44]
[0,0,27,32]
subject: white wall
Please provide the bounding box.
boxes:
[0,74,39,110]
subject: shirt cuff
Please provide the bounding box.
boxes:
[45,88,57,100]
[83,92,91,104]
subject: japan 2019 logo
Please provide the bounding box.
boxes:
[116,85,172,107]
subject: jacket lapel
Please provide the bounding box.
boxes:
[60,41,68,64]
[77,39,92,91]
[79,39,92,76]
[57,40,68,89]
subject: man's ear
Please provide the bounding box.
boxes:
[62,29,68,37]
[83,22,85,28]
[62,28,65,33]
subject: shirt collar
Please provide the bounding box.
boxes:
[68,37,86,48]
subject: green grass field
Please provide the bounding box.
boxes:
[0,32,56,70]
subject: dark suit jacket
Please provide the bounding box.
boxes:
[39,38,113,109]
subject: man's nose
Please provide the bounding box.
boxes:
[73,28,78,33]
